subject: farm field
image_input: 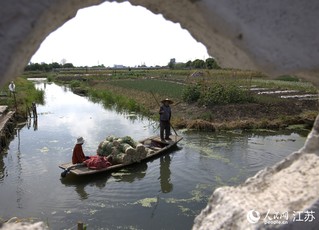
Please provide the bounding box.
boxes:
[107,79,185,100]
[26,68,319,131]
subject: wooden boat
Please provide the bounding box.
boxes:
[59,135,183,177]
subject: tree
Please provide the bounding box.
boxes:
[25,62,42,71]
[205,57,220,69]
[185,60,192,69]
[62,63,74,68]
[49,62,61,69]
[175,62,187,69]
[168,58,176,69]
[192,59,205,69]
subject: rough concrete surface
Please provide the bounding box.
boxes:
[0,0,318,229]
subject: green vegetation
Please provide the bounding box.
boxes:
[0,77,44,119]
[25,62,75,71]
[182,83,254,105]
[275,75,300,82]
[250,79,317,93]
[88,88,149,115]
[182,84,201,103]
[22,67,318,131]
[107,79,184,99]
[69,80,82,88]
[25,57,221,72]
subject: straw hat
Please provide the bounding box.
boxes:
[76,136,85,144]
[161,98,174,104]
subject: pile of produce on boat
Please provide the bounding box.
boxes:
[97,136,154,164]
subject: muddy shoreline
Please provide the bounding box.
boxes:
[82,81,318,132]
[170,100,318,131]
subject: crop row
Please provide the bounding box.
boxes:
[107,79,185,99]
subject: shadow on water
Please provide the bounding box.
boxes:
[159,154,173,193]
[59,145,181,200]
[60,162,148,200]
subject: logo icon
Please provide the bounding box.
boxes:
[247,209,261,224]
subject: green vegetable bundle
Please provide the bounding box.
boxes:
[97,135,150,164]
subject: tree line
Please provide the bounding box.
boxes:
[25,57,220,72]
[25,62,75,71]
[168,57,220,70]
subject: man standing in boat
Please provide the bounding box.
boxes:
[159,98,173,141]
[72,136,89,164]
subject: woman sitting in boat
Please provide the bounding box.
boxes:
[72,136,90,164]
[72,136,113,170]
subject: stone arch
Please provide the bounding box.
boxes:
[1,0,319,86]
[0,1,318,229]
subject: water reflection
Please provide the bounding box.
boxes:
[16,148,23,208]
[0,81,310,229]
[159,155,173,193]
[61,173,111,200]
[33,82,154,151]
[26,117,38,131]
[0,153,5,181]
[112,163,148,182]
[60,163,148,200]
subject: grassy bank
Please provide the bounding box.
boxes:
[88,88,150,115]
[0,77,44,120]
[29,68,319,131]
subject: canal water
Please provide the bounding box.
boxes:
[0,81,309,229]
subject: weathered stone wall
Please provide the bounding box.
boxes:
[0,0,318,229]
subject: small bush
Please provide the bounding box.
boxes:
[70,80,81,88]
[182,84,201,103]
[203,83,254,106]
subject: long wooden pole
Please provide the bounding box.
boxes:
[150,91,178,136]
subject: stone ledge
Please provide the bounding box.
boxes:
[193,150,319,230]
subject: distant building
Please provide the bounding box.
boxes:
[113,64,125,69]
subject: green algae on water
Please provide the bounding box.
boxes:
[133,197,158,208]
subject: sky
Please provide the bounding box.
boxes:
[30,1,209,67]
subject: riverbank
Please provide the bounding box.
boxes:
[0,77,44,121]
[27,69,319,131]
[83,81,318,131]
[0,106,16,152]
[0,77,44,152]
